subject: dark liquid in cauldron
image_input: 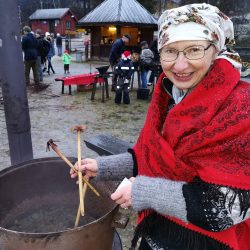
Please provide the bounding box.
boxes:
[4,206,95,233]
[1,193,96,233]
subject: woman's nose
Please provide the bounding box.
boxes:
[172,53,189,71]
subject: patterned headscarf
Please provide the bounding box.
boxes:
[158,3,241,70]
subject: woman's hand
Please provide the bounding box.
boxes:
[70,158,98,179]
[111,177,135,209]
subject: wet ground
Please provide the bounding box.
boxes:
[0,54,151,249]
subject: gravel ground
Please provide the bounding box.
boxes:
[0,55,151,249]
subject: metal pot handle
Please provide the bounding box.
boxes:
[111,210,129,229]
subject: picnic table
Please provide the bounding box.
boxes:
[90,72,112,103]
[55,72,104,95]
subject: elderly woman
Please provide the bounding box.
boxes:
[71,4,250,250]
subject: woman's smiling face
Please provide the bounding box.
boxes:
[160,40,217,91]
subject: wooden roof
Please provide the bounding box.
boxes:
[78,0,157,26]
[29,8,76,20]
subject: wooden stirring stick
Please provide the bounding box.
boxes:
[74,125,88,218]
[46,139,100,197]
[78,136,85,216]
[74,183,88,227]
[75,126,85,216]
[72,125,87,216]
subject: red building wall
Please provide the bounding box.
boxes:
[56,12,77,35]
[31,20,49,35]
[30,10,77,36]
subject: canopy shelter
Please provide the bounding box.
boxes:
[78,0,157,60]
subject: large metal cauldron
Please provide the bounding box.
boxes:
[0,157,121,250]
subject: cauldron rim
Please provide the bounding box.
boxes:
[0,157,119,236]
[0,157,74,177]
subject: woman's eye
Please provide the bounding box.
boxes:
[164,49,176,54]
[187,47,202,53]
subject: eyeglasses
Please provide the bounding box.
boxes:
[160,44,213,62]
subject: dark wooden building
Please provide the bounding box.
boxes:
[29,8,78,36]
[78,0,157,60]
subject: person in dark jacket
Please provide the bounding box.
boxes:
[45,33,55,75]
[109,34,131,91]
[56,33,63,56]
[139,41,154,88]
[148,38,160,86]
[22,26,39,87]
[114,51,134,104]
[35,29,46,82]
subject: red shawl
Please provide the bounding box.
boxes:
[133,59,250,250]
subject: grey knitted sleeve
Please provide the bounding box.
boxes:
[95,152,134,181]
[95,153,188,222]
[131,176,188,222]
[96,153,248,229]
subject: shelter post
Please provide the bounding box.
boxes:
[0,0,33,165]
[117,26,121,38]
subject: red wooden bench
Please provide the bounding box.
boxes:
[55,72,105,95]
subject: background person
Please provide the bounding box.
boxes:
[71,3,250,250]
[56,33,63,56]
[45,33,55,75]
[22,26,48,91]
[114,50,134,104]
[35,29,49,83]
[109,34,131,91]
[148,38,160,86]
[62,49,71,74]
[35,29,44,83]
[21,26,39,87]
[139,41,154,89]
